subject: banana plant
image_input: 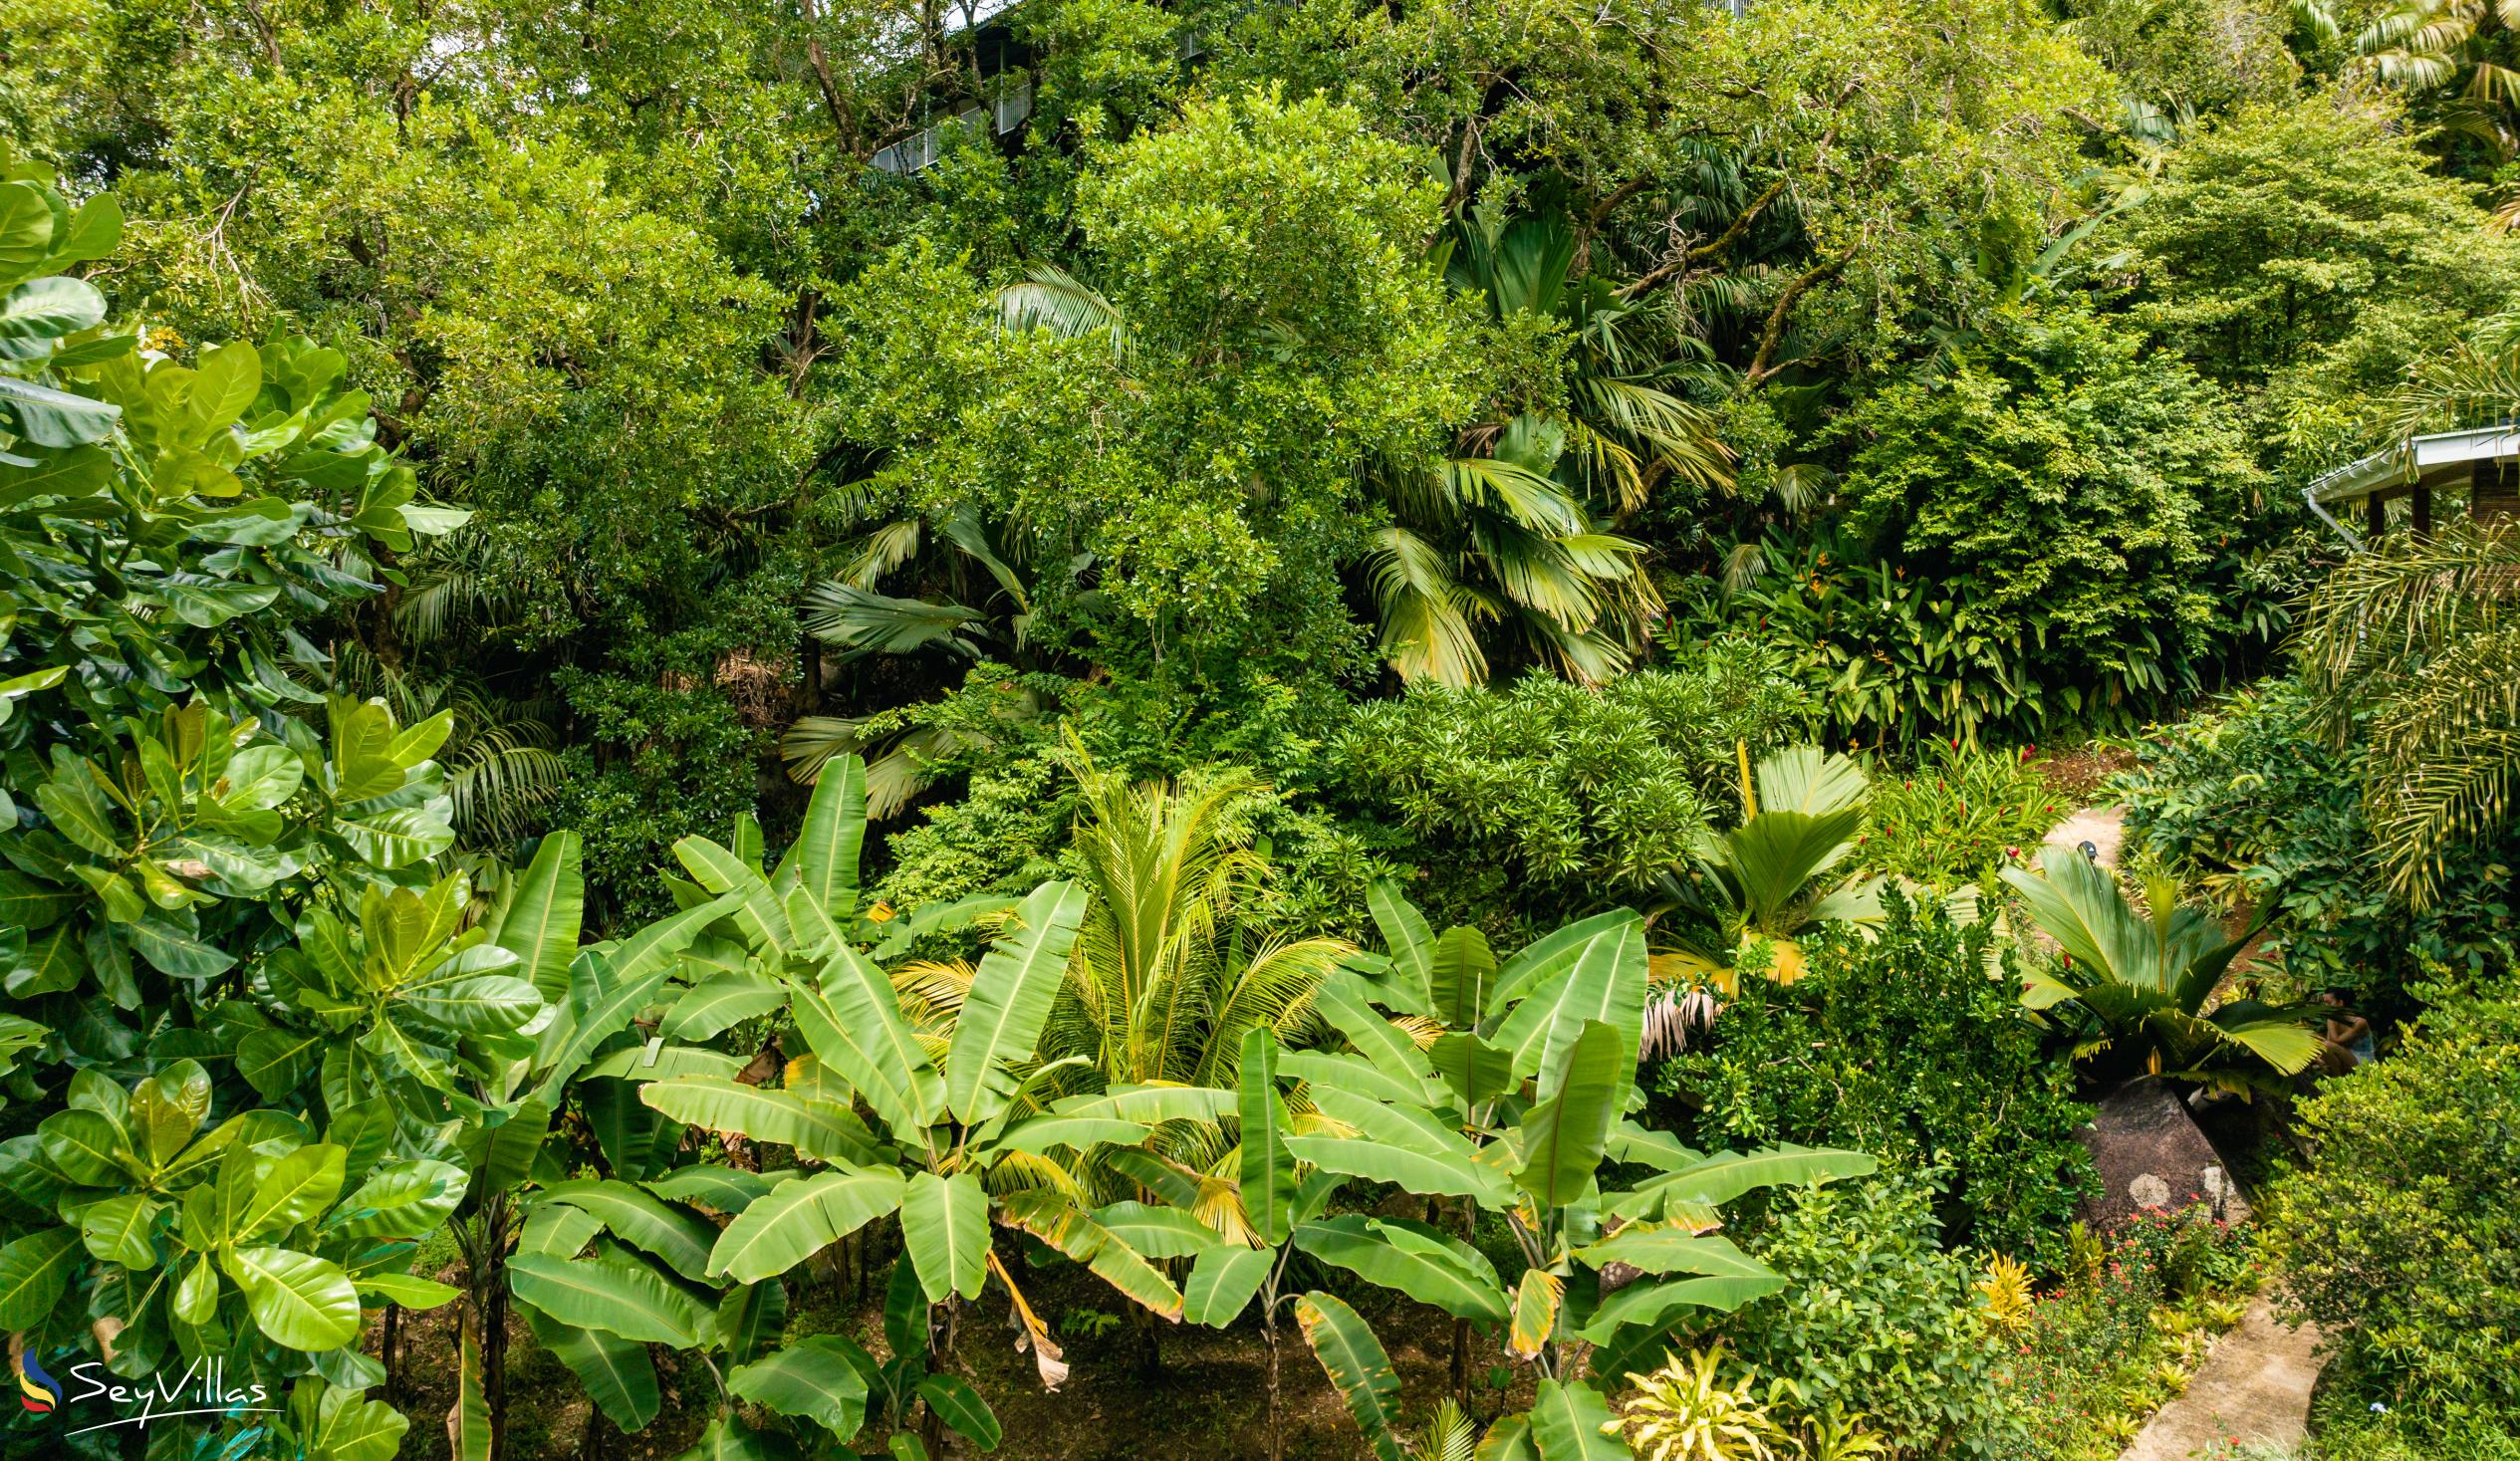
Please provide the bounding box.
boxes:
[1651,746,1886,987]
[2000,853,2322,1095]
[1141,894,1874,1461]
[493,758,1212,1458]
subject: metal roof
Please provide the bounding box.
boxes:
[2307,424,2520,505]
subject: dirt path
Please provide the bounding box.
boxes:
[2120,1295,2326,1461]
[2042,805,2128,868]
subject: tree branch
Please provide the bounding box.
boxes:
[1744,232,1863,383]
[1616,174,1790,300]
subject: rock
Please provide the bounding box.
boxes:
[2076,1077,2252,1228]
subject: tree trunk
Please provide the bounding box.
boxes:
[483,1259,510,1461]
[381,1303,402,1407]
[1265,1308,1283,1461]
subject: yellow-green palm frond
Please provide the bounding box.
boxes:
[2363,620,2520,906]
[1368,525,1493,687]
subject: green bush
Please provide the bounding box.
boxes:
[1688,1170,2027,1457]
[2260,985,2520,1431]
[1656,894,2094,1261]
[1325,640,1812,927]
[1859,741,2069,891]
[2115,678,2517,1011]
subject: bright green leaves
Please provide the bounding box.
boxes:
[220,1246,361,1351]
[792,945,943,1136]
[708,1168,907,1284]
[1183,1245,1274,1328]
[1527,1379,1626,1461]
[1514,1021,1625,1210]
[509,1250,712,1346]
[1293,1216,1508,1326]
[728,1336,871,1441]
[0,1227,83,1328]
[1297,1291,1406,1461]
[943,879,1088,1126]
[1237,1027,1298,1245]
[901,1171,989,1304]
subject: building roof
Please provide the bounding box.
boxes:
[2307,424,2520,505]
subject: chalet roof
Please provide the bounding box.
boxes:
[2307,424,2520,505]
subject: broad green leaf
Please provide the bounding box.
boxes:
[917,1373,1000,1451]
[492,831,584,999]
[901,1170,989,1304]
[791,944,942,1134]
[1282,1050,1433,1108]
[1573,1229,1769,1280]
[175,1257,219,1325]
[708,1168,906,1283]
[1528,1379,1626,1461]
[985,1114,1148,1157]
[547,1180,720,1282]
[1314,973,1439,1099]
[1431,925,1500,1033]
[637,1079,884,1166]
[400,975,542,1035]
[1366,879,1438,1013]
[508,1251,710,1345]
[1487,909,1636,1018]
[1475,1415,1537,1461]
[1493,918,1645,1087]
[794,755,868,919]
[944,879,1088,1125]
[581,1044,748,1083]
[717,1279,789,1363]
[663,972,788,1042]
[79,1193,162,1267]
[995,1190,1183,1320]
[41,1107,129,1185]
[0,1226,80,1329]
[728,1335,870,1440]
[646,1165,787,1215]
[1183,1245,1272,1328]
[522,1302,659,1433]
[1286,1134,1510,1207]
[1612,1144,1877,1217]
[0,373,119,446]
[1578,1273,1789,1340]
[222,1246,361,1350]
[1293,1216,1507,1326]
[354,1273,460,1308]
[1428,1032,1515,1109]
[1094,1201,1220,1259]
[237,1028,324,1099]
[1296,1290,1404,1461]
[241,1143,344,1240]
[1513,1021,1623,1212]
[1237,1026,1297,1245]
[310,1387,410,1461]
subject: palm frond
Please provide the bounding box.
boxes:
[1368,526,1491,687]
[998,262,1132,361]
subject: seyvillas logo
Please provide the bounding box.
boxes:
[15,1349,60,1415]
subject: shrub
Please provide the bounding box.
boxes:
[1655,894,2094,1261]
[1688,1171,2025,1458]
[1326,640,1812,926]
[2115,678,2517,1012]
[2260,985,2520,1430]
[1859,741,2068,891]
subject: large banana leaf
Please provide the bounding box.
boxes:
[1183,1245,1273,1328]
[1095,1201,1222,1259]
[1287,1133,1511,1207]
[1508,1270,1561,1358]
[1574,1228,1768,1280]
[1237,1027,1297,1245]
[788,754,868,919]
[636,1079,885,1167]
[1282,1050,1432,1107]
[996,1189,1184,1320]
[944,879,1089,1125]
[1513,1020,1624,1211]
[1428,925,1498,1030]
[1527,1378,1627,1461]
[793,944,944,1135]
[727,1335,870,1441]
[521,1303,659,1433]
[707,1168,907,1284]
[1366,879,1439,1014]
[1297,1290,1405,1461]
[491,831,583,1000]
[506,1251,709,1346]
[1486,909,1635,1019]
[901,1170,989,1304]
[544,1180,719,1282]
[1293,1216,1508,1326]
[1607,1143,1876,1219]
[672,837,789,954]
[662,972,788,1042]
[451,1313,491,1461]
[1313,973,1440,1099]
[1579,1272,1788,1339]
[1492,915,1645,1087]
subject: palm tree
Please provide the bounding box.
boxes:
[2000,854,2323,1093]
[2294,0,2520,156]
[1652,744,1886,987]
[2295,522,2520,908]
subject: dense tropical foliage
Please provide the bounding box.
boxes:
[4,0,2519,1454]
